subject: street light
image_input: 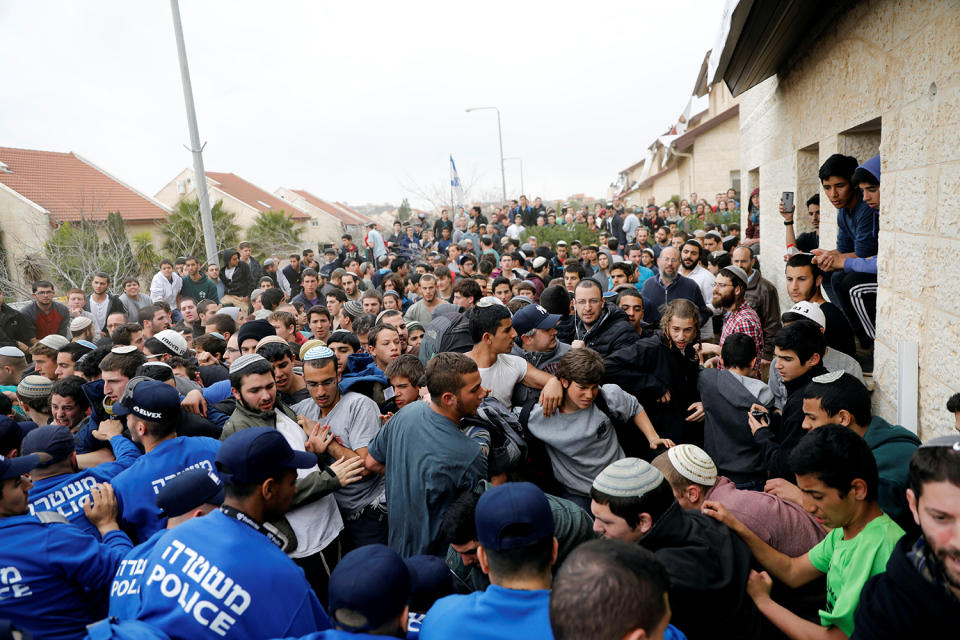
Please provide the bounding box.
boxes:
[465,107,507,204]
[504,157,523,196]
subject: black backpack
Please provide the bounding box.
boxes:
[418,312,473,365]
[459,397,528,477]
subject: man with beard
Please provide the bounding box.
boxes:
[221,353,364,602]
[293,346,387,549]
[699,267,763,374]
[179,256,220,303]
[853,437,960,636]
[366,352,489,557]
[679,240,717,340]
[784,253,855,357]
[640,247,708,329]
[731,247,781,363]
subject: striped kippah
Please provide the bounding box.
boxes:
[813,370,845,384]
[668,444,717,487]
[303,346,335,361]
[17,375,54,399]
[592,458,664,498]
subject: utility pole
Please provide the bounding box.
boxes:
[465,107,507,204]
[169,0,218,267]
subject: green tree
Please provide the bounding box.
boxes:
[521,223,599,249]
[246,210,303,260]
[131,232,162,278]
[161,199,240,263]
[397,198,411,222]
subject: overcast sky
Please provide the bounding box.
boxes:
[0,1,725,210]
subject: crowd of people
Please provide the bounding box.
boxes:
[0,151,956,640]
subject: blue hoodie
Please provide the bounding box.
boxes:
[339,352,388,395]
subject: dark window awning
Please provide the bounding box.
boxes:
[709,0,850,96]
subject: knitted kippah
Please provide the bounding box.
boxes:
[299,339,326,360]
[343,300,364,319]
[229,353,267,374]
[70,316,92,332]
[303,346,335,361]
[668,445,717,487]
[592,458,664,498]
[813,370,845,384]
[255,335,289,352]
[18,375,54,399]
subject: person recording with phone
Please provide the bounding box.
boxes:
[779,192,821,258]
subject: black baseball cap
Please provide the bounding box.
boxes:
[112,378,181,424]
[156,467,225,518]
[328,544,411,632]
[21,425,75,467]
[215,427,316,485]
[475,482,554,551]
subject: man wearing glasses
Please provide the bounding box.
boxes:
[21,280,70,342]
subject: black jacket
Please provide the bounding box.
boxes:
[754,363,827,480]
[852,533,960,639]
[220,250,254,297]
[571,303,636,358]
[641,500,761,640]
[616,334,702,446]
[83,294,126,333]
[0,303,34,346]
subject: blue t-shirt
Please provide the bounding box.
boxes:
[367,401,486,557]
[835,194,879,258]
[420,585,553,640]
[135,509,331,638]
[0,514,132,640]
[111,436,220,543]
[109,529,165,620]
[29,435,141,538]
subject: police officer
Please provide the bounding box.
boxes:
[134,427,333,638]
[109,467,225,620]
[23,422,141,537]
[0,452,132,638]
[110,378,221,542]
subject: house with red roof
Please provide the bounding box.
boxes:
[0,145,171,289]
[274,187,376,243]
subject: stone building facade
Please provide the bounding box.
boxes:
[728,0,960,438]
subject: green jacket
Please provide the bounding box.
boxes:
[446,480,597,592]
[864,416,921,530]
[222,400,341,551]
[180,273,220,303]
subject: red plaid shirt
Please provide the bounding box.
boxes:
[719,301,764,370]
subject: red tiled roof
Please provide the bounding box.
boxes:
[0,146,169,223]
[291,189,369,225]
[206,172,309,221]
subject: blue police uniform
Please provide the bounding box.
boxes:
[135,508,331,639]
[420,585,553,640]
[111,436,220,542]
[28,435,141,538]
[0,512,133,640]
[108,529,165,620]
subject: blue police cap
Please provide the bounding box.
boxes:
[21,425,75,467]
[156,468,225,519]
[511,304,561,336]
[0,453,43,481]
[475,482,554,552]
[404,555,454,611]
[328,544,411,632]
[215,427,316,485]
[112,378,181,423]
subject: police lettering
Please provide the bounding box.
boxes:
[28,476,97,518]
[150,461,215,495]
[147,540,250,636]
[0,566,32,600]
[110,557,149,599]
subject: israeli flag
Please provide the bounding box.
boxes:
[450,154,465,207]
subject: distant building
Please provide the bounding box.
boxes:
[0,146,170,290]
[710,0,960,438]
[274,187,374,243]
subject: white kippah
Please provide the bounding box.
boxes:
[303,346,335,361]
[592,458,664,498]
[229,353,267,374]
[813,370,845,384]
[111,345,138,354]
[668,444,717,487]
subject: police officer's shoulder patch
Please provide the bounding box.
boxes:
[35,511,70,525]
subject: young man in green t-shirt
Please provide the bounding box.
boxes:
[703,425,903,639]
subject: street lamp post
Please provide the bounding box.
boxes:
[504,157,523,196]
[465,107,507,204]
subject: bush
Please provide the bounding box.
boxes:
[520,223,599,249]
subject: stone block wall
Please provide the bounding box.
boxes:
[738,0,960,439]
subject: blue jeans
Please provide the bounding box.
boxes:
[342,503,388,551]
